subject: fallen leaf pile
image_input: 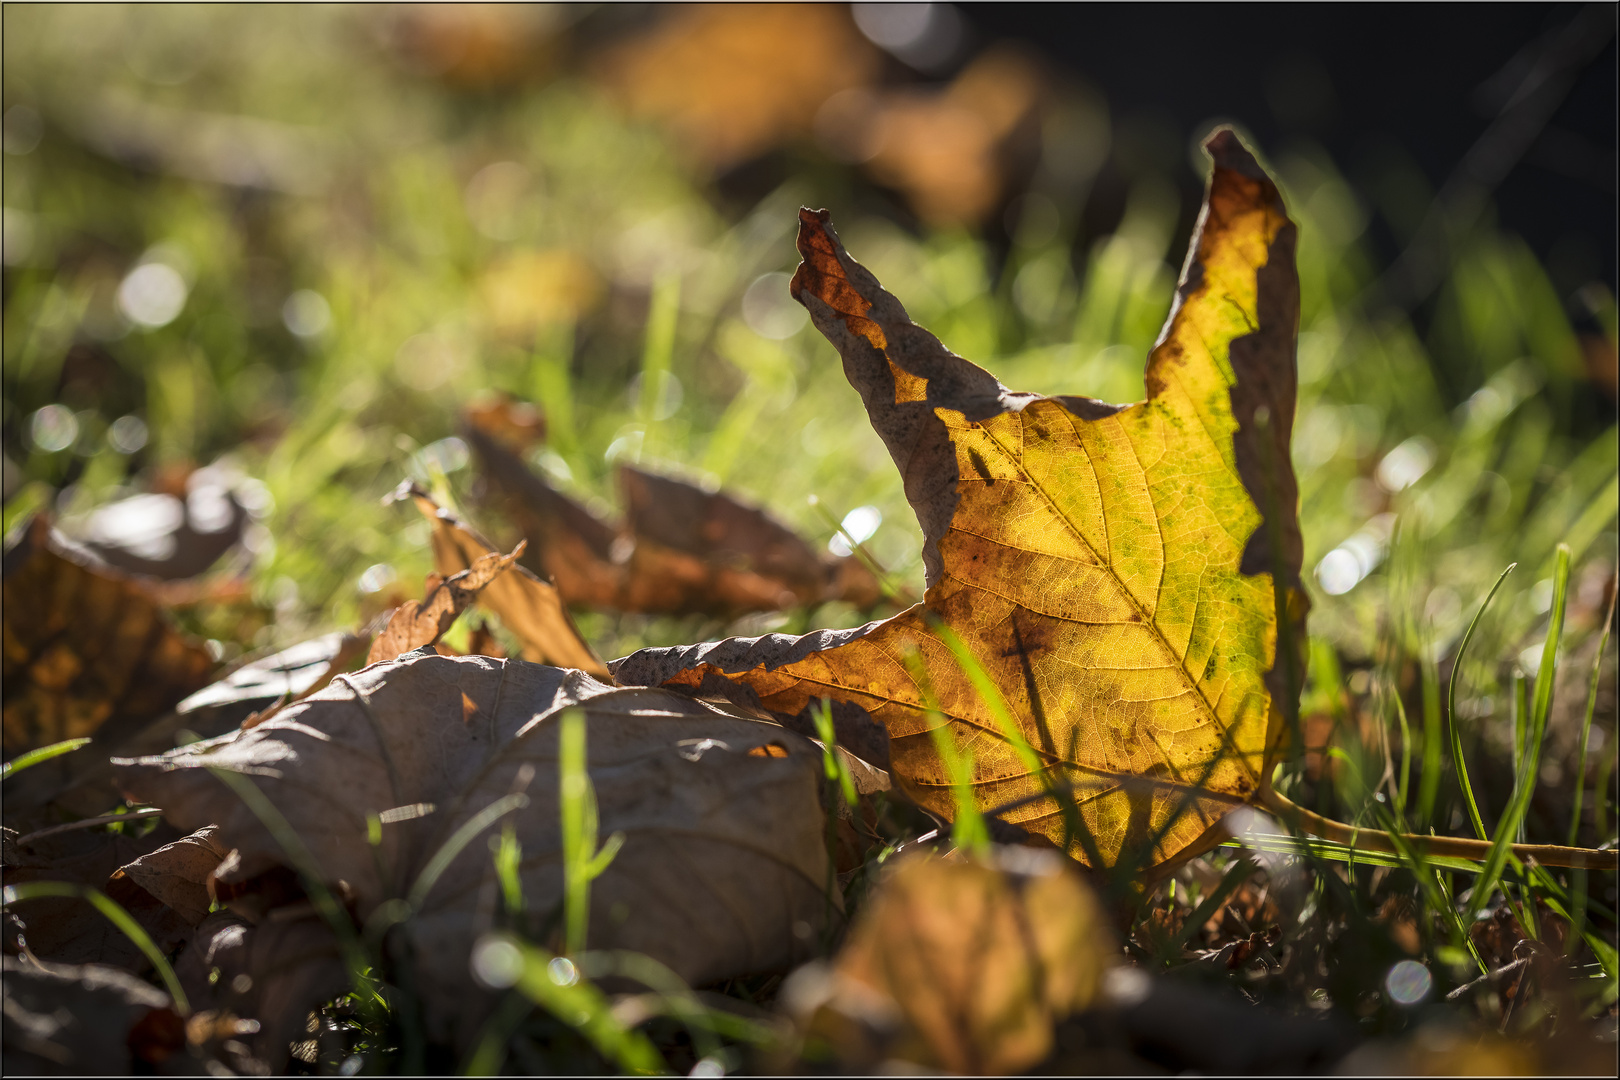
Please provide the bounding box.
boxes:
[2,517,219,761]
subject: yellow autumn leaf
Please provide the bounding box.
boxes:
[615,129,1305,871]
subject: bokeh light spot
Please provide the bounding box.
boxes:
[283,289,332,338]
[830,505,882,557]
[741,272,807,340]
[358,564,396,594]
[118,262,188,328]
[1385,959,1432,1005]
[29,404,78,453]
[471,936,523,989]
[107,415,149,455]
[1315,548,1362,596]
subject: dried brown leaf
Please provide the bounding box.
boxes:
[1,516,216,760]
[112,826,229,926]
[1,822,192,972]
[115,651,834,1052]
[594,4,878,170]
[366,543,523,665]
[1,956,184,1074]
[400,484,610,678]
[70,485,247,582]
[464,391,546,455]
[787,848,1114,1074]
[463,423,881,614]
[173,910,347,1072]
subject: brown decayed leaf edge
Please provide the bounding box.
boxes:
[462,422,882,615]
[366,541,524,665]
[398,483,610,679]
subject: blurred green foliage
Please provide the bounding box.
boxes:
[2,5,1615,810]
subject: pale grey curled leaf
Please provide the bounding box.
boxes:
[114,648,835,1051]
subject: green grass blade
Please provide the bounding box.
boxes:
[492,822,523,917]
[1511,671,1529,799]
[901,648,990,857]
[408,792,530,911]
[584,831,626,880]
[810,697,858,809]
[3,881,189,1013]
[560,706,593,954]
[928,721,990,857]
[1472,544,1570,919]
[506,939,665,1074]
[578,949,780,1061]
[1446,563,1515,842]
[1391,691,1411,820]
[1417,650,1442,829]
[924,617,1092,860]
[558,707,622,955]
[1569,584,1616,846]
[1,737,92,781]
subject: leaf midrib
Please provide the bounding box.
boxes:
[969,401,1260,786]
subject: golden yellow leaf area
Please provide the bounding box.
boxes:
[618,129,1303,870]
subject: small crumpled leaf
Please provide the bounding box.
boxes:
[114,651,835,1052]
[112,825,229,926]
[366,543,523,665]
[399,483,611,679]
[463,422,882,614]
[616,129,1305,871]
[785,847,1115,1074]
[1,956,185,1074]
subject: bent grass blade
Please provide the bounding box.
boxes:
[2,881,189,1013]
[1,737,92,781]
[1447,563,1516,842]
[1472,544,1570,920]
